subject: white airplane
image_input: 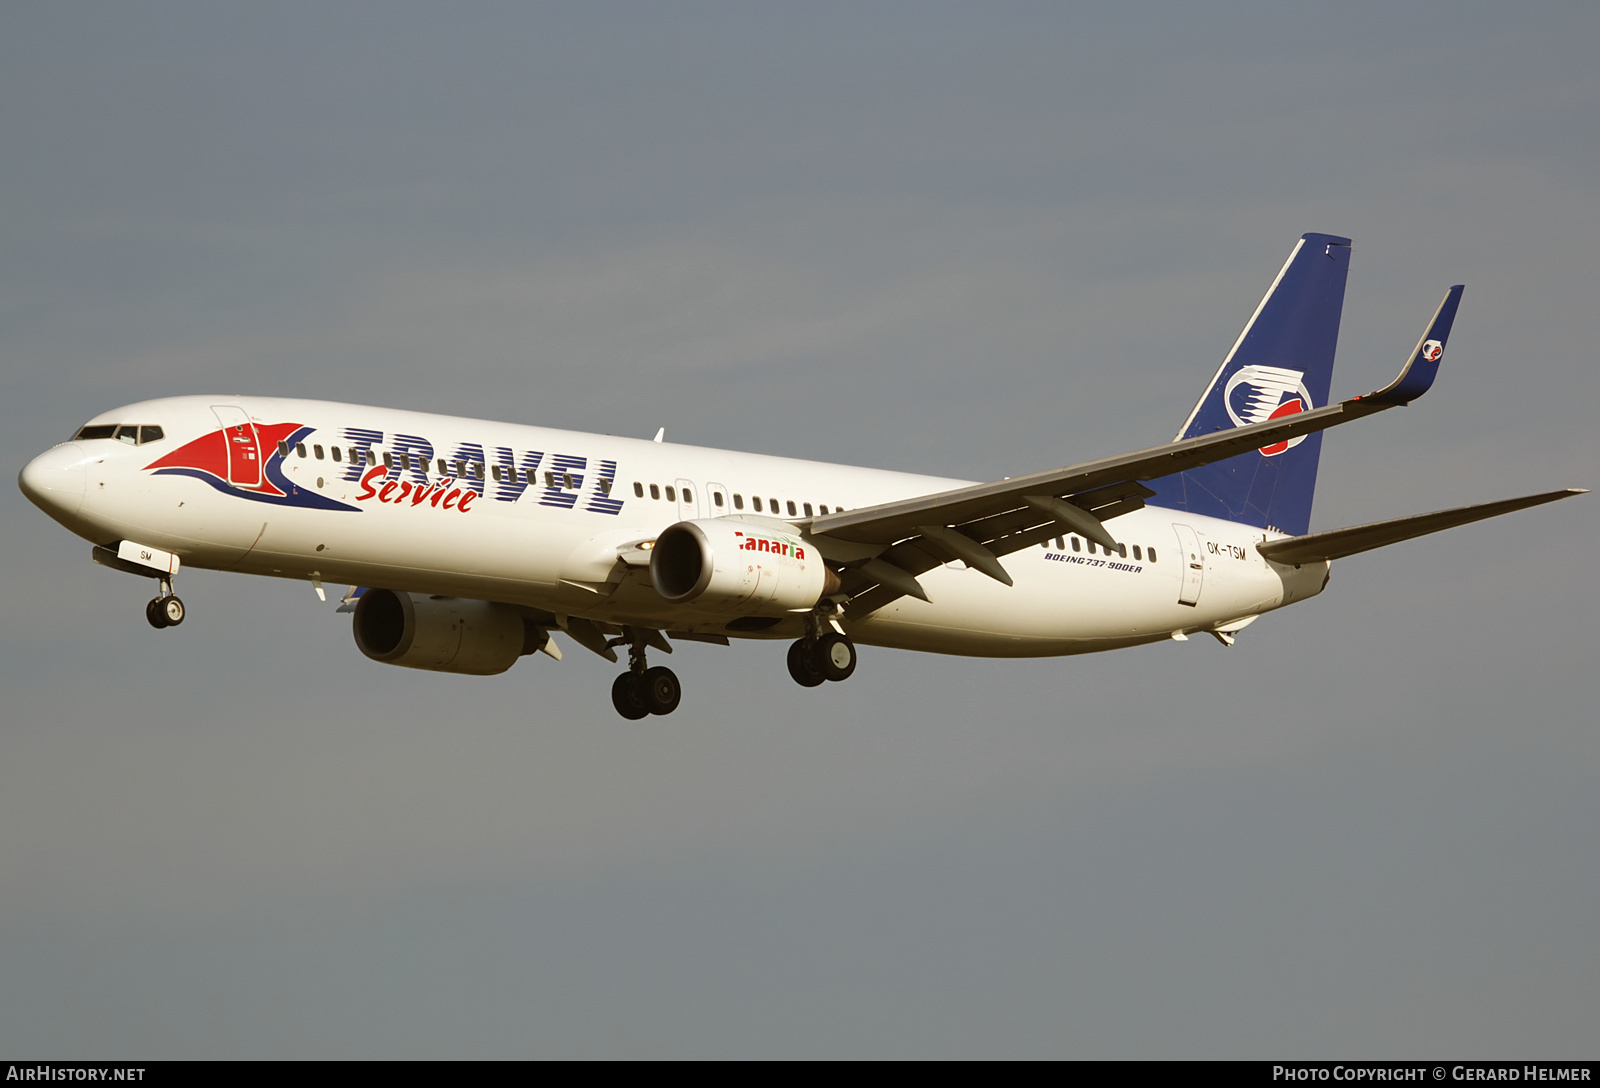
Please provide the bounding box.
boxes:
[18,233,1584,718]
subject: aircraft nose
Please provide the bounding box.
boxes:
[18,444,88,518]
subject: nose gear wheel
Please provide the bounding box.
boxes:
[145,577,185,629]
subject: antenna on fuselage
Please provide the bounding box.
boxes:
[652,427,664,443]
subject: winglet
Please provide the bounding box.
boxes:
[1360,285,1464,407]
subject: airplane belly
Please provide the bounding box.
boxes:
[851,549,1190,656]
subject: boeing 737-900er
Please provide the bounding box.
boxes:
[18,233,1586,718]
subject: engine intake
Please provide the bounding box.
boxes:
[651,519,837,617]
[353,589,538,675]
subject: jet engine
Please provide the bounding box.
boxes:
[650,518,839,617]
[353,589,539,675]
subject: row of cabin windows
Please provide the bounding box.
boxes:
[277,442,611,493]
[635,481,693,505]
[74,423,164,445]
[631,481,841,518]
[1039,535,1157,562]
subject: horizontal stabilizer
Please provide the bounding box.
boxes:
[1257,489,1586,565]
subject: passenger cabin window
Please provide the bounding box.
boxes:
[664,485,675,501]
[491,465,503,482]
[733,494,744,510]
[649,483,660,500]
[768,497,778,512]
[713,492,724,508]
[803,503,813,517]
[1148,548,1157,563]
[599,479,612,495]
[298,443,310,458]
[819,505,829,515]
[564,473,575,489]
[380,451,391,468]
[682,487,693,503]
[752,496,763,512]
[438,459,449,476]
[1132,545,1141,560]
[634,482,645,498]
[786,500,797,516]
[1071,537,1081,552]
[277,441,290,457]
[331,447,342,463]
[314,445,325,460]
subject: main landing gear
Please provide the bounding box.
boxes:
[145,577,186,630]
[787,606,857,688]
[610,628,681,719]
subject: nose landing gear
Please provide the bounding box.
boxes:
[145,578,185,629]
[610,627,681,719]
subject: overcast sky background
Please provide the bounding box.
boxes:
[2,2,1596,1058]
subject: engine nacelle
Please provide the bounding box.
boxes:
[650,518,836,617]
[353,589,535,675]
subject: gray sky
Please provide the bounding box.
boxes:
[2,2,1596,1058]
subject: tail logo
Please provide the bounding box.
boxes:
[1421,339,1444,362]
[1223,365,1313,458]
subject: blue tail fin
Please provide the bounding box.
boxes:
[1145,232,1351,536]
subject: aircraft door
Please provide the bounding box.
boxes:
[1172,523,1205,606]
[211,405,262,487]
[675,478,700,521]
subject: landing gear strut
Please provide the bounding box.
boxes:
[787,604,857,687]
[610,627,681,719]
[145,577,185,630]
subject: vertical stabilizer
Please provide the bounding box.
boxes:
[1146,232,1351,536]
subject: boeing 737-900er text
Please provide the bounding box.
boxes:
[18,233,1586,718]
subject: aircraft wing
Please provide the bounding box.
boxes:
[805,287,1465,615]
[1255,489,1586,565]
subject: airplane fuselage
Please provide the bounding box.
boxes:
[23,395,1328,657]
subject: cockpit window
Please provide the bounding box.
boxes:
[75,423,164,444]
